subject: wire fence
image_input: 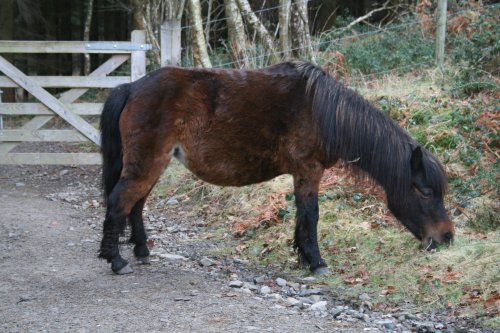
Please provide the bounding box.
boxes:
[172,2,499,81]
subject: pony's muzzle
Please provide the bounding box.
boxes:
[422,228,454,251]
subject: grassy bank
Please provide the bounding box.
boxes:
[150,4,498,328]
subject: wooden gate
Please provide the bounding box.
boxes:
[0,30,150,165]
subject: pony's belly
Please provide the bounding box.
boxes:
[170,143,281,186]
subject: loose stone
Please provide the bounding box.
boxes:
[166,197,179,205]
[229,280,243,288]
[275,277,287,287]
[200,257,215,267]
[260,286,271,295]
[309,301,328,312]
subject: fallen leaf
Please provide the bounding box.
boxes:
[147,239,155,249]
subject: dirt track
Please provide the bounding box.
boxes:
[0,166,369,332]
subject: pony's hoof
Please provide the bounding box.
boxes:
[312,266,329,275]
[115,264,134,275]
[137,256,150,265]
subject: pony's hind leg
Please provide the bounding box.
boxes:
[99,180,135,274]
[293,165,328,274]
[100,157,171,274]
[129,198,151,264]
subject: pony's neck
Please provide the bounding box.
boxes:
[320,84,413,202]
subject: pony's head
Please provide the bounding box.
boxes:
[388,146,454,250]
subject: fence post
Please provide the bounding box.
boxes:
[161,19,181,67]
[435,0,447,70]
[131,30,146,81]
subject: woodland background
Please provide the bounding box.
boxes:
[0,0,498,327]
[2,1,496,74]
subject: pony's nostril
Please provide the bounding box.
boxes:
[443,232,453,243]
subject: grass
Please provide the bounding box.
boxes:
[150,67,499,328]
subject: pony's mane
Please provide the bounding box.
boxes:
[293,61,447,202]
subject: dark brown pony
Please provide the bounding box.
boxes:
[99,61,454,275]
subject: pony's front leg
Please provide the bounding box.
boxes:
[293,169,328,274]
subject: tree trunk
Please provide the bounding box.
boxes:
[83,0,94,75]
[435,0,447,71]
[130,0,146,30]
[236,0,278,62]
[188,0,212,68]
[279,0,291,60]
[291,0,315,63]
[205,0,212,48]
[224,0,248,67]
[161,0,186,66]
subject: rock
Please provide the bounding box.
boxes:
[309,295,322,303]
[329,306,344,318]
[416,322,435,333]
[166,197,179,205]
[233,258,249,265]
[15,182,25,187]
[434,323,446,330]
[299,288,323,297]
[229,280,243,288]
[59,169,69,176]
[260,286,271,295]
[309,301,327,312]
[301,277,316,282]
[275,277,287,287]
[285,297,303,308]
[159,253,188,261]
[359,293,371,301]
[359,301,373,311]
[296,296,313,304]
[376,319,396,330]
[243,282,258,291]
[346,309,364,320]
[200,257,215,267]
[253,275,267,284]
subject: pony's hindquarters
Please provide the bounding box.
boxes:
[99,79,175,274]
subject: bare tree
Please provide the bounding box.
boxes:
[188,0,212,67]
[236,0,277,60]
[291,0,315,63]
[279,0,292,60]
[224,0,248,66]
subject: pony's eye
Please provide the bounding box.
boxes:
[414,185,433,198]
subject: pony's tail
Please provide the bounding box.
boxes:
[100,83,131,204]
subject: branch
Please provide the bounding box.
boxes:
[345,0,390,30]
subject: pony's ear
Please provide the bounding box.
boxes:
[411,146,423,173]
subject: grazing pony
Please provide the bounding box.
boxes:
[99,61,454,275]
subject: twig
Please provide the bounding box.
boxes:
[483,142,500,159]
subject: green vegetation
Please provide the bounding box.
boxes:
[151,4,499,328]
